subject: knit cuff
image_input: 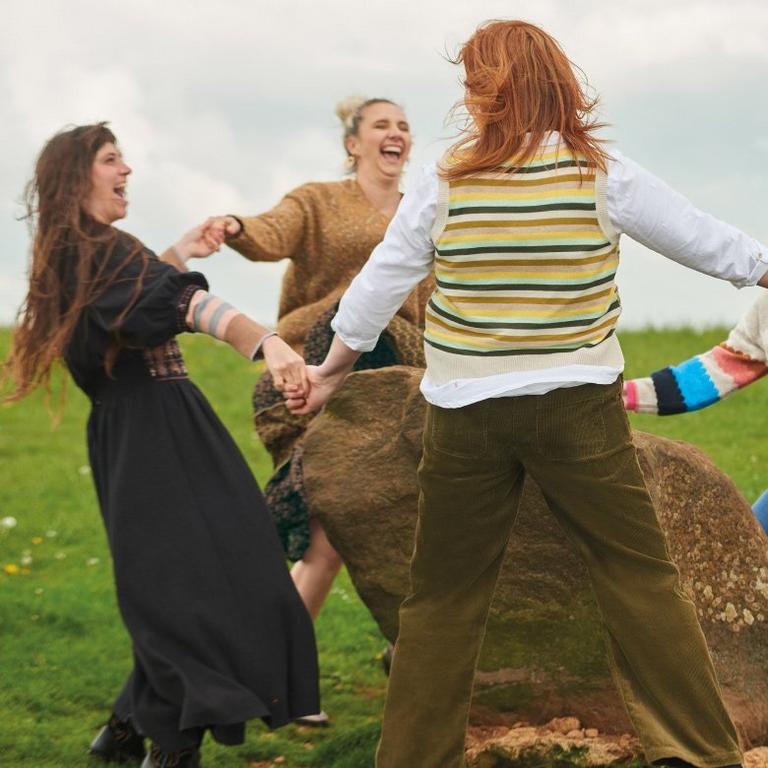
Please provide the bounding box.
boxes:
[176,285,205,333]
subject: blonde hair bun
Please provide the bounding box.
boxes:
[335,95,367,129]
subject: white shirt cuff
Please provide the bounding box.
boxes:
[330,315,380,352]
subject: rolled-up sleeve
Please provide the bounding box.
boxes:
[607,151,768,288]
[331,164,437,351]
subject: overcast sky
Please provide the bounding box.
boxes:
[2,0,768,329]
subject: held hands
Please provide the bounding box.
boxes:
[175,217,242,262]
[261,335,310,398]
[201,216,242,249]
[173,223,226,261]
[282,336,359,414]
[282,364,348,415]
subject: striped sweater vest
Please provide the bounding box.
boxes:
[425,142,624,385]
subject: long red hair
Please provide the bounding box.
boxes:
[443,20,609,180]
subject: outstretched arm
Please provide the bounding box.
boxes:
[184,290,308,394]
[624,294,768,414]
[158,224,226,271]
[607,151,768,289]
[200,190,309,263]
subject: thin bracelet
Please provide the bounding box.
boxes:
[250,331,279,361]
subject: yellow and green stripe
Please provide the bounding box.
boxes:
[427,146,620,356]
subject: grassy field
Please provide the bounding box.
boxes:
[0,326,765,768]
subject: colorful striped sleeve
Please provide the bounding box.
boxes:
[624,293,768,415]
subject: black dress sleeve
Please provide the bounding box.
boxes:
[88,239,208,350]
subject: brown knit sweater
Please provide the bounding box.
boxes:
[226,178,433,352]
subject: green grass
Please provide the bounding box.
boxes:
[0,326,763,767]
[0,331,386,768]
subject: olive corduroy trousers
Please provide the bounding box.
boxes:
[375,380,742,768]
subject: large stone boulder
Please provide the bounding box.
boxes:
[302,366,768,746]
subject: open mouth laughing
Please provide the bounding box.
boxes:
[380,143,404,164]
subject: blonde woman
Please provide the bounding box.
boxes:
[203,97,432,723]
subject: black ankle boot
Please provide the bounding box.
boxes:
[89,713,146,762]
[140,744,201,768]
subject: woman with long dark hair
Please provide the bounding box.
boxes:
[4,123,319,768]
[286,20,764,768]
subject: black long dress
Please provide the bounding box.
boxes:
[64,234,319,751]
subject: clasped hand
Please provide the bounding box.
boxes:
[172,222,226,260]
[173,217,242,261]
[201,216,242,250]
[260,341,342,416]
[281,364,347,416]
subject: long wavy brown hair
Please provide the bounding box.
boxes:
[443,20,610,180]
[3,123,145,404]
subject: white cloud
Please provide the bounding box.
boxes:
[2,0,767,329]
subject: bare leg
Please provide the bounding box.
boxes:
[291,517,342,620]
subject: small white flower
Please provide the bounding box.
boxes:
[45,530,57,538]
[78,465,92,476]
[1,517,17,529]
[20,555,32,567]
[86,557,100,567]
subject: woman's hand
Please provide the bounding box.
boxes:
[203,216,242,245]
[174,223,226,261]
[283,335,360,414]
[262,336,309,396]
[283,364,349,415]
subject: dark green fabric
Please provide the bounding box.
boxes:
[377,381,742,768]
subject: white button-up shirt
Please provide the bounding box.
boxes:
[332,143,768,408]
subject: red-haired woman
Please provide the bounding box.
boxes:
[286,21,762,768]
[4,124,319,768]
